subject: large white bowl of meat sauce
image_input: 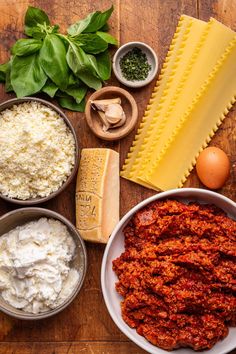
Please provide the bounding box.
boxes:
[101,188,236,354]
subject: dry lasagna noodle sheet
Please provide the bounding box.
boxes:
[145,37,236,190]
[121,15,200,185]
[121,15,236,191]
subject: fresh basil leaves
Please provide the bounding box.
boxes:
[83,6,114,33]
[42,80,58,97]
[0,5,117,111]
[12,39,43,56]
[63,85,87,104]
[96,50,111,80]
[25,6,51,39]
[73,34,108,54]
[58,95,86,112]
[5,59,13,92]
[11,53,47,97]
[66,43,102,90]
[0,62,9,82]
[39,34,69,89]
[67,6,113,35]
[25,6,50,30]
[97,31,118,46]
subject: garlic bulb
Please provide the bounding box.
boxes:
[90,98,126,132]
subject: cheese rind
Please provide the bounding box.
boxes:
[76,148,119,243]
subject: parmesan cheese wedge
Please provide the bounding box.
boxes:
[76,148,120,243]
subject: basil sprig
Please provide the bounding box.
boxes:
[0,5,117,111]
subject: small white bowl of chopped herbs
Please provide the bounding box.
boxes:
[112,41,158,88]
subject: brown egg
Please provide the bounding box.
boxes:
[196,147,230,190]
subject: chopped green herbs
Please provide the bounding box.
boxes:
[0,6,117,111]
[119,47,151,81]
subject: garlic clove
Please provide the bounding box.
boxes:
[97,111,110,131]
[91,98,121,112]
[106,116,122,125]
[112,112,126,128]
[105,103,126,125]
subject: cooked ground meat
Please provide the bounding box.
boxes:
[113,199,236,351]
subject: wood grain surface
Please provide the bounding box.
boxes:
[0,0,235,353]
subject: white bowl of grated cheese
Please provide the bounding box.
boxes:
[0,207,87,319]
[0,97,79,205]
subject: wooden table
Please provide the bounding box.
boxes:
[0,0,235,353]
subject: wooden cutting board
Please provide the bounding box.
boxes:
[0,0,235,353]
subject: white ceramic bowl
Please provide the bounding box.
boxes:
[113,41,158,88]
[101,188,236,354]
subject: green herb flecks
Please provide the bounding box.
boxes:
[119,47,151,81]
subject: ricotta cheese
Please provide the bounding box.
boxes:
[0,101,75,200]
[0,218,79,314]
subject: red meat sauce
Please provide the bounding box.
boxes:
[113,199,236,351]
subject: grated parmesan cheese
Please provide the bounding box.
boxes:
[0,101,75,200]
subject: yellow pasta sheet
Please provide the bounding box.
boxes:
[121,15,206,187]
[145,37,236,190]
[138,18,235,184]
[121,15,236,191]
